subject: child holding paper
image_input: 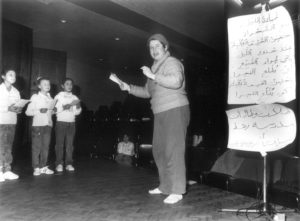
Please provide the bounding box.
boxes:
[0,69,23,182]
[25,77,55,176]
[54,78,81,172]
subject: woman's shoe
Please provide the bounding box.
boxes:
[163,194,183,204]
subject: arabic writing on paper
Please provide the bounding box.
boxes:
[228,6,295,104]
[226,104,296,153]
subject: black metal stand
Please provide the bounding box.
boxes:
[219,154,295,220]
[219,154,271,214]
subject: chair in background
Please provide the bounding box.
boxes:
[135,143,154,167]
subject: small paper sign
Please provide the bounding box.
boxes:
[227,103,296,155]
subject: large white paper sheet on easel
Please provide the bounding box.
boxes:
[228,6,295,104]
[227,104,296,155]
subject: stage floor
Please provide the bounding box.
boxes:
[0,159,299,221]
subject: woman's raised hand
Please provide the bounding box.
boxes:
[119,82,130,92]
[141,66,155,80]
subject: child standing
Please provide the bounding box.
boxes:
[25,77,55,176]
[0,70,22,182]
[54,78,81,172]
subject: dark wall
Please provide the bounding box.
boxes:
[186,55,227,149]
[296,2,300,156]
[2,19,33,98]
[1,19,33,163]
[0,4,2,66]
[31,47,67,96]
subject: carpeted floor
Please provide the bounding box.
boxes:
[0,159,299,221]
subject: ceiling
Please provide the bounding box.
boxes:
[2,0,225,71]
[2,0,297,72]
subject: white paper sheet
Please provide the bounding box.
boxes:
[227,6,295,104]
[226,104,296,155]
[109,73,123,86]
[70,99,80,106]
[13,99,30,108]
[48,99,58,110]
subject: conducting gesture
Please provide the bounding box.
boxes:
[141,66,155,80]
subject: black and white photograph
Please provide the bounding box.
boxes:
[0,0,300,220]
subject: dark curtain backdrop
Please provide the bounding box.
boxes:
[0,4,2,67]
[297,5,300,156]
[31,47,67,97]
[2,19,32,98]
[280,1,300,192]
[1,19,33,164]
[30,48,67,163]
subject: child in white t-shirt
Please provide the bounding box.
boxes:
[0,70,23,182]
[26,77,55,176]
[54,78,81,172]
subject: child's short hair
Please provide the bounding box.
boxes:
[62,77,74,85]
[1,69,15,82]
[1,69,15,77]
[2,69,11,75]
[36,76,50,85]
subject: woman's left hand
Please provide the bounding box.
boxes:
[141,66,155,80]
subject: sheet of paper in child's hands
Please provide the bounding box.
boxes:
[70,99,80,106]
[48,99,58,110]
[13,99,30,108]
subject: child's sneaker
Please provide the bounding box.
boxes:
[148,188,162,195]
[65,165,75,172]
[56,164,63,172]
[0,172,5,182]
[33,168,41,176]
[3,171,19,180]
[40,166,54,175]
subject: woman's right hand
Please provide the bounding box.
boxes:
[119,82,130,92]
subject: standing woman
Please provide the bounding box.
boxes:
[119,34,190,204]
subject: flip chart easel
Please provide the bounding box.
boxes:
[220,1,297,218]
